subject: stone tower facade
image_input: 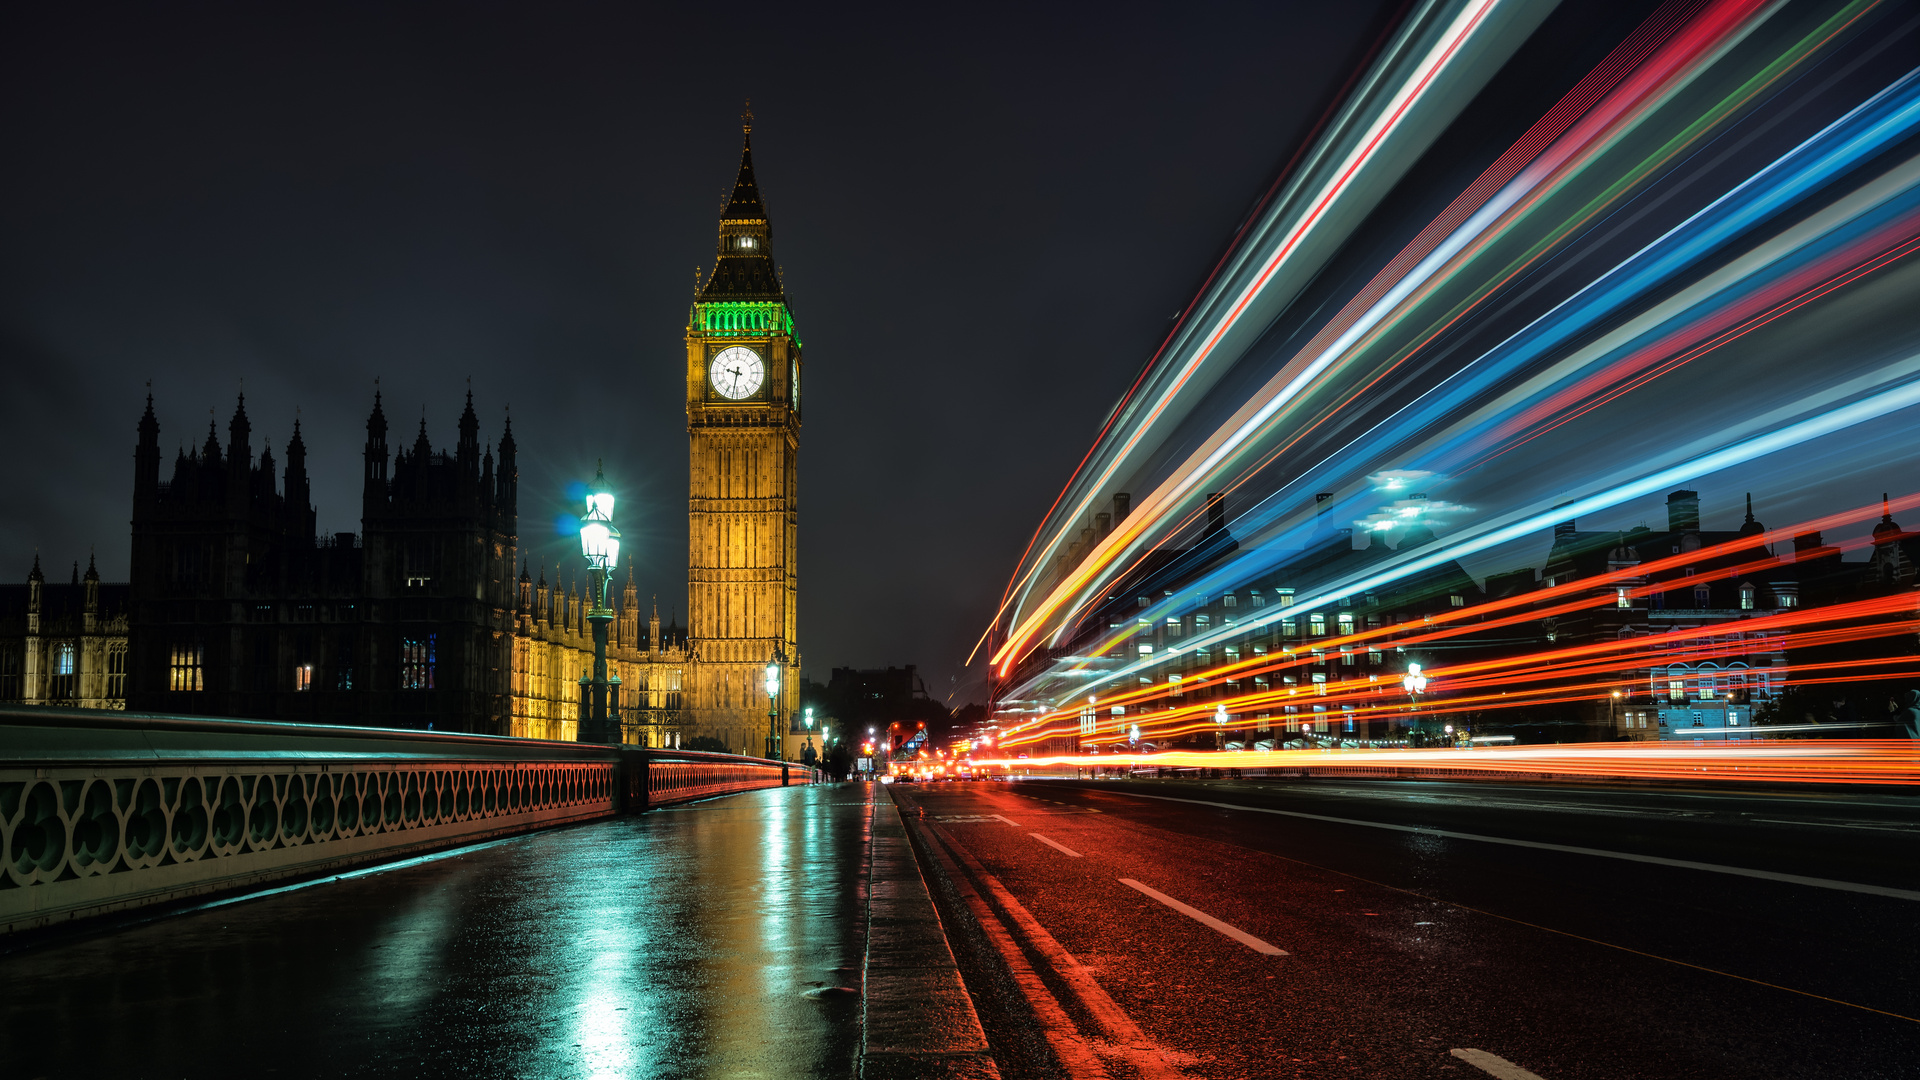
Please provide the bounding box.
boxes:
[685,113,802,752]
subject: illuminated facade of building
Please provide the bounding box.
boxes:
[508,564,689,745]
[0,557,128,710]
[682,113,803,754]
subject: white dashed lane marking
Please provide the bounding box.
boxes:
[1118,878,1287,955]
[1451,1048,1549,1079]
[1031,833,1083,858]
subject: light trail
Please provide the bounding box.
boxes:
[991,0,1894,672]
[964,741,1920,785]
[984,0,1920,764]
[996,495,1920,750]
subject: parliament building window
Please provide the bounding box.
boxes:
[106,644,126,699]
[0,646,21,700]
[170,642,204,692]
[401,635,436,690]
[294,663,313,691]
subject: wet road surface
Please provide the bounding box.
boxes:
[0,783,874,1079]
[896,777,1920,1080]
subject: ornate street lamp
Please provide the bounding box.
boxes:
[578,462,621,744]
[764,646,784,760]
[1402,662,1429,747]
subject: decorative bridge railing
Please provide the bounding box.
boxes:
[0,706,817,935]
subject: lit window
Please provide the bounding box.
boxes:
[55,642,75,676]
[1341,650,1355,667]
[1277,591,1295,607]
[1138,643,1153,656]
[1169,675,1183,697]
[1195,615,1211,631]
[1450,595,1465,607]
[401,635,436,690]
[1250,591,1266,608]
[1312,672,1327,694]
[1167,617,1183,637]
[106,645,126,699]
[1309,614,1326,636]
[1223,594,1237,609]
[1224,647,1239,663]
[1282,619,1298,638]
[1337,613,1354,635]
[1779,593,1797,608]
[1617,588,1631,609]
[1668,678,1685,702]
[1739,585,1755,611]
[170,643,204,692]
[294,664,313,691]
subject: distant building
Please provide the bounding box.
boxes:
[1536,490,1792,741]
[125,391,691,744]
[128,391,520,732]
[0,556,128,710]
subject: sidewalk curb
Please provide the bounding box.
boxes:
[859,789,1002,1080]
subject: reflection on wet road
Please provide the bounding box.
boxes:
[0,783,873,1079]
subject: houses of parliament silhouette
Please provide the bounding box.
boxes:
[99,116,804,749]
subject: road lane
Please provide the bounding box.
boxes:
[895,777,1918,1080]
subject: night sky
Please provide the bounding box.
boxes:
[0,1,1395,707]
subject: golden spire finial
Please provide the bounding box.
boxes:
[742,98,754,136]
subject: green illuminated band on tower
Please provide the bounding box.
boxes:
[690,301,799,344]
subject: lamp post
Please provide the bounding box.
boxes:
[764,647,784,761]
[578,463,621,745]
[1402,662,1428,746]
[801,708,817,769]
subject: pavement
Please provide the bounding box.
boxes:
[0,781,910,1079]
[890,776,1920,1080]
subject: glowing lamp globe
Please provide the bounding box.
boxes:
[764,660,780,698]
[579,519,620,569]
[579,463,620,569]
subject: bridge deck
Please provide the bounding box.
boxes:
[0,783,873,1078]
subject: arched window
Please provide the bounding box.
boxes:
[1739,583,1755,610]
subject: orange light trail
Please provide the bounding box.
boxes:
[965,741,1920,785]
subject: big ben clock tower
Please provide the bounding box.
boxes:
[686,109,801,751]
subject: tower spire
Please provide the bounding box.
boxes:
[701,109,780,301]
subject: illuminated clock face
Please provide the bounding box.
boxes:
[709,346,764,400]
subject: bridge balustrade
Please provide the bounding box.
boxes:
[0,706,819,935]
